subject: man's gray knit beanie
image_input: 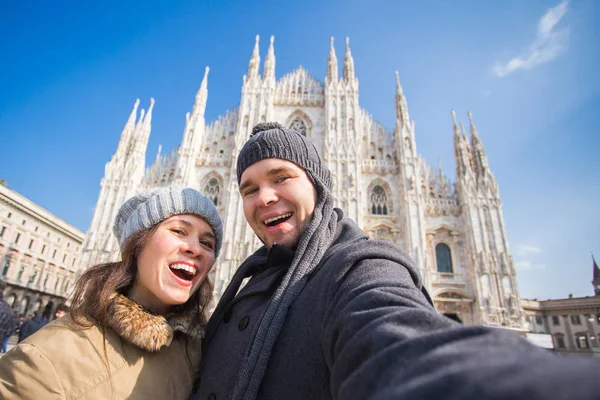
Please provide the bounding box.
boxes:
[113,186,223,257]
[236,122,332,190]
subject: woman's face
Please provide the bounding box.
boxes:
[130,214,216,314]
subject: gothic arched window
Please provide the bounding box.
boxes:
[436,243,453,273]
[289,118,307,136]
[204,178,221,206]
[370,185,388,215]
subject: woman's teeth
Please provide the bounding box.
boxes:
[170,263,197,279]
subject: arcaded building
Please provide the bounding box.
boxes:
[0,183,84,317]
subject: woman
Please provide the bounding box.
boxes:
[0,186,222,399]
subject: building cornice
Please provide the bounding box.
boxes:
[0,185,84,241]
[522,296,600,313]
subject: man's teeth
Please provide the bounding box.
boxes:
[170,263,197,276]
[264,213,292,225]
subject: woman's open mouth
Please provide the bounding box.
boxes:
[169,263,197,282]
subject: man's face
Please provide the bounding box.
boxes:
[240,158,317,249]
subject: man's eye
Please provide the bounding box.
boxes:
[243,188,257,197]
[275,176,290,183]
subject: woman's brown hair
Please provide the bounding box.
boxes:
[69,223,213,334]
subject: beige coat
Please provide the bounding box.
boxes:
[0,294,203,399]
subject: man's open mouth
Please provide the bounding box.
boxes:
[170,263,197,281]
[264,212,292,227]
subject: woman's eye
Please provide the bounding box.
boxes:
[171,228,184,235]
[201,240,214,250]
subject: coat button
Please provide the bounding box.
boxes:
[207,394,216,400]
[223,309,233,323]
[238,315,250,331]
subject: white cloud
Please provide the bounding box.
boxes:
[493,0,570,77]
[517,244,542,256]
[538,0,569,36]
[515,260,547,270]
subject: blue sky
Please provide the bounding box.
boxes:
[0,0,598,300]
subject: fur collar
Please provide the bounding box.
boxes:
[106,293,204,352]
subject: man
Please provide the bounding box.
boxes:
[194,122,599,400]
[53,303,69,320]
[0,282,18,353]
[17,310,47,343]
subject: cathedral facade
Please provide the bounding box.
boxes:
[80,36,524,329]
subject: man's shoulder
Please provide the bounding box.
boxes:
[328,219,411,266]
[0,299,13,311]
[318,222,421,287]
[0,299,15,316]
[23,316,45,330]
[0,300,17,338]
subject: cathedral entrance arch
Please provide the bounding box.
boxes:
[444,313,462,323]
[433,289,474,325]
[365,221,399,243]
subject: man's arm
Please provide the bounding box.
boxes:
[322,257,599,400]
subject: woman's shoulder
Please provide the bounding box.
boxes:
[15,315,124,373]
[0,315,130,400]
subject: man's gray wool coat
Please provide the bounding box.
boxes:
[193,211,600,400]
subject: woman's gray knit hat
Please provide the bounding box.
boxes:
[113,186,223,257]
[236,122,332,190]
